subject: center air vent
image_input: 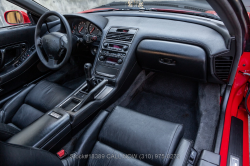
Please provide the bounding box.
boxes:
[214,56,233,81]
[105,27,137,43]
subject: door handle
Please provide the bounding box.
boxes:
[159,58,176,66]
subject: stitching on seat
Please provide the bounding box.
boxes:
[182,140,193,166]
[92,141,150,166]
[0,125,19,135]
[0,130,15,136]
[2,85,35,122]
[164,124,182,165]
[11,104,44,129]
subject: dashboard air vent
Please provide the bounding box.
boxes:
[106,28,137,43]
[214,56,233,81]
[106,32,134,42]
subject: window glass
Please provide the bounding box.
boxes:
[242,0,250,13]
[33,0,214,14]
[0,0,26,28]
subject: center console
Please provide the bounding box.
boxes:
[95,27,137,78]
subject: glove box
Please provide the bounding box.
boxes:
[136,40,207,81]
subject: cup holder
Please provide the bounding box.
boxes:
[61,98,81,111]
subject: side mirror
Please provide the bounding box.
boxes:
[4,10,31,25]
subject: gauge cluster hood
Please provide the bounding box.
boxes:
[64,13,108,30]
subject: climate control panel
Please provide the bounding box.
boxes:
[98,42,129,66]
[99,50,125,65]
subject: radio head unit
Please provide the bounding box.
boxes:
[103,43,128,52]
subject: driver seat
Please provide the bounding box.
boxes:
[0,80,72,141]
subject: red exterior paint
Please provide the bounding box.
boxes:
[220,52,250,166]
[78,8,115,13]
[205,10,218,16]
[237,107,249,166]
[4,10,31,25]
[207,11,250,19]
[150,8,200,14]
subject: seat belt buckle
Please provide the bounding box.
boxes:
[57,149,67,159]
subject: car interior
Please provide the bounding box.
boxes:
[0,0,248,166]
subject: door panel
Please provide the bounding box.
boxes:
[0,21,60,97]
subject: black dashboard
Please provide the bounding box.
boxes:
[63,12,234,84]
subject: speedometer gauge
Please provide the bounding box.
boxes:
[78,21,86,34]
[88,23,100,35]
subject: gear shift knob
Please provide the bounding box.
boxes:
[84,63,92,79]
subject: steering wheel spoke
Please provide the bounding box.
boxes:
[37,37,43,47]
[60,35,68,49]
[48,58,57,67]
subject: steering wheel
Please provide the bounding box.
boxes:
[35,11,72,70]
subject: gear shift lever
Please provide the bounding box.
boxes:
[84,63,92,79]
[84,63,93,91]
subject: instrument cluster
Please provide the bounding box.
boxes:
[71,20,102,37]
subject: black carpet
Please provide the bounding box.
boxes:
[127,73,199,141]
[63,76,86,90]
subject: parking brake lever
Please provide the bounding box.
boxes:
[74,79,108,112]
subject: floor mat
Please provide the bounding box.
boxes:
[128,91,198,140]
[127,73,199,141]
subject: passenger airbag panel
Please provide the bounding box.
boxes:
[137,40,206,81]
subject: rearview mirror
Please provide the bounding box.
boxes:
[4,10,31,25]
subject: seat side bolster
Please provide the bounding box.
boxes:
[170,138,193,166]
[72,110,109,166]
[0,141,63,166]
[0,123,20,141]
[0,84,35,123]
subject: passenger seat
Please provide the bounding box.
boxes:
[0,106,194,166]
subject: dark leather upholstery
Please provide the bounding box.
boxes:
[0,106,185,166]
[0,80,72,140]
[7,107,71,150]
[0,123,20,141]
[170,139,193,166]
[86,106,183,166]
[0,141,63,166]
[62,110,110,166]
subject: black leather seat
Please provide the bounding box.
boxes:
[0,80,72,141]
[0,106,193,166]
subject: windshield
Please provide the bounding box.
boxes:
[33,0,215,15]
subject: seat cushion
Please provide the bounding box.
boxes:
[88,141,151,166]
[0,80,72,130]
[11,104,44,129]
[10,80,72,129]
[0,123,20,141]
[87,106,184,166]
[25,80,72,113]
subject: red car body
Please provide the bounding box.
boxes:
[4,10,31,25]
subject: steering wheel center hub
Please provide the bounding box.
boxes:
[42,33,62,59]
